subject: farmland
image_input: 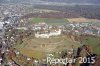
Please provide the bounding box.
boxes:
[68,18,100,23]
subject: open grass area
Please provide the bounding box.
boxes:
[29,18,69,25]
[14,41,45,59]
[82,36,100,55]
[14,34,100,59]
[14,35,80,59]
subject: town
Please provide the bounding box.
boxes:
[0,2,100,66]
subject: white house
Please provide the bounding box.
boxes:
[0,22,4,29]
[35,29,62,38]
[35,33,50,38]
[49,29,61,36]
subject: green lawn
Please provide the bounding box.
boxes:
[29,18,69,25]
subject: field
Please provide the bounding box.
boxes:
[14,35,80,59]
[14,34,100,59]
[29,18,69,25]
[82,36,100,55]
[68,18,100,23]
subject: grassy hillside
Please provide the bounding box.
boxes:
[83,36,100,55]
[14,35,80,59]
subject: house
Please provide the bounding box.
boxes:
[0,22,4,29]
[35,33,50,38]
[33,22,48,31]
[35,29,62,38]
[49,29,61,36]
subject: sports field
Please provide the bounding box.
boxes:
[29,18,69,25]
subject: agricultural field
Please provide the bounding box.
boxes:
[68,18,100,23]
[29,18,69,25]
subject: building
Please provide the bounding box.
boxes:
[35,29,61,38]
[0,22,4,29]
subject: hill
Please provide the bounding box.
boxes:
[41,0,100,4]
[0,0,100,4]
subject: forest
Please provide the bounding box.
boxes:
[34,5,100,19]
